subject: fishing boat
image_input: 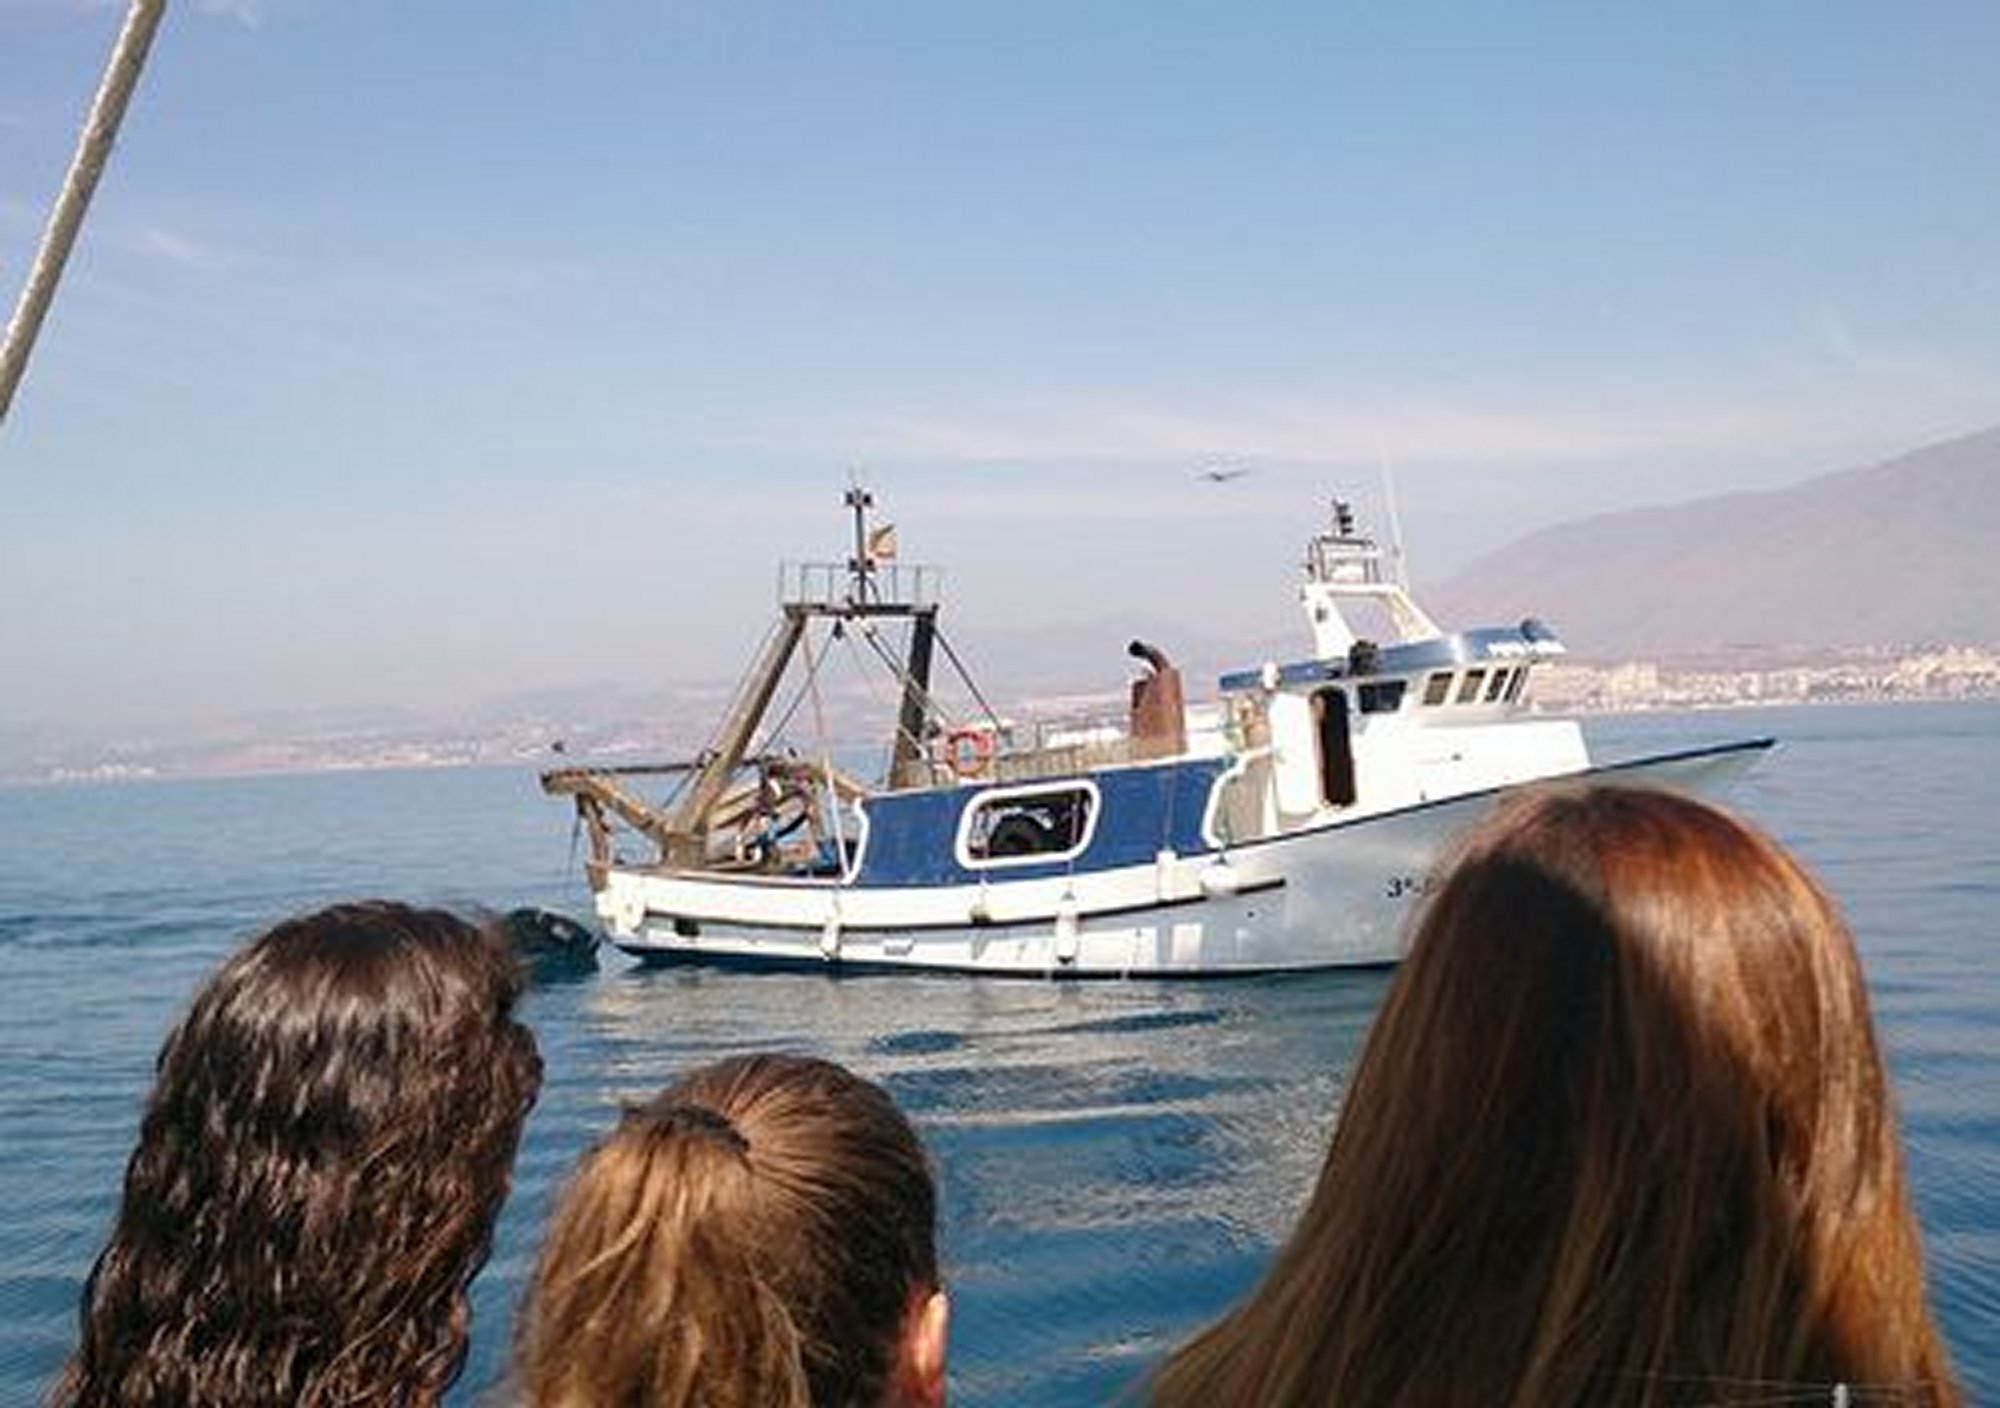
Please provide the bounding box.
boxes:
[542,490,1771,974]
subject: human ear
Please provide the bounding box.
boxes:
[893,1287,950,1407]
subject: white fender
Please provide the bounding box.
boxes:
[596,885,645,936]
[1199,858,1242,897]
[1054,899,1080,964]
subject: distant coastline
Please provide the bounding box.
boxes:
[6,643,1996,790]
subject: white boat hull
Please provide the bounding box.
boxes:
[593,739,1771,976]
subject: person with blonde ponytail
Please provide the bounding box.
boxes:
[516,1053,947,1408]
[1151,784,1960,1408]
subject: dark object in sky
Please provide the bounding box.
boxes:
[1199,466,1252,483]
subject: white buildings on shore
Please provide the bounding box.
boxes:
[1533,645,2000,714]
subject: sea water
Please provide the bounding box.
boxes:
[1,701,1994,1404]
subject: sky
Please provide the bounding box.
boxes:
[3,0,1997,737]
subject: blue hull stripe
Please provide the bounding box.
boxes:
[852,757,1227,887]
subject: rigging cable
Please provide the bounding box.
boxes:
[934,627,1006,732]
[688,612,786,767]
[853,617,952,761]
[750,623,823,758]
[839,617,910,780]
[1,0,166,423]
[799,630,848,864]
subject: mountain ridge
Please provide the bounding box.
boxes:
[1427,424,2000,659]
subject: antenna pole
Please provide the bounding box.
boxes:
[845,480,875,603]
[1378,451,1410,590]
[0,0,168,425]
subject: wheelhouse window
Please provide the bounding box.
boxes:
[1484,668,1512,702]
[1505,667,1531,702]
[961,785,1096,865]
[1422,672,1453,706]
[1358,679,1407,715]
[1455,669,1487,704]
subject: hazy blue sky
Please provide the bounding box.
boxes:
[4,1,1997,734]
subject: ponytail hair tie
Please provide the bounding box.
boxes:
[627,1100,750,1154]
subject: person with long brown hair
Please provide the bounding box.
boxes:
[1152,783,1959,1408]
[54,901,543,1408]
[517,1052,948,1408]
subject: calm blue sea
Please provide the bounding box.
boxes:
[1,702,1994,1404]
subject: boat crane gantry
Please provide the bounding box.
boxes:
[544,488,968,873]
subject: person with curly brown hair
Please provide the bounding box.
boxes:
[53,901,543,1408]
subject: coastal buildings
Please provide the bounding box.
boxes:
[1532,644,2000,714]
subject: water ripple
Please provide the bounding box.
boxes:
[4,713,1998,1404]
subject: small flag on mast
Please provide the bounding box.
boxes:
[867,523,898,563]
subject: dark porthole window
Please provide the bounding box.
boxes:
[962,786,1096,865]
[1423,672,1453,706]
[1456,669,1487,704]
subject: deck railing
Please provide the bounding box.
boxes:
[778,560,942,612]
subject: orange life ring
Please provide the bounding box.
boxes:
[944,727,996,779]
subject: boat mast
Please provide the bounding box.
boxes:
[0,0,167,424]
[846,482,876,601]
[845,483,944,789]
[646,488,944,864]
[1378,456,1412,592]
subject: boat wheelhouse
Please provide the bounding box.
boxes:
[543,490,1771,974]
